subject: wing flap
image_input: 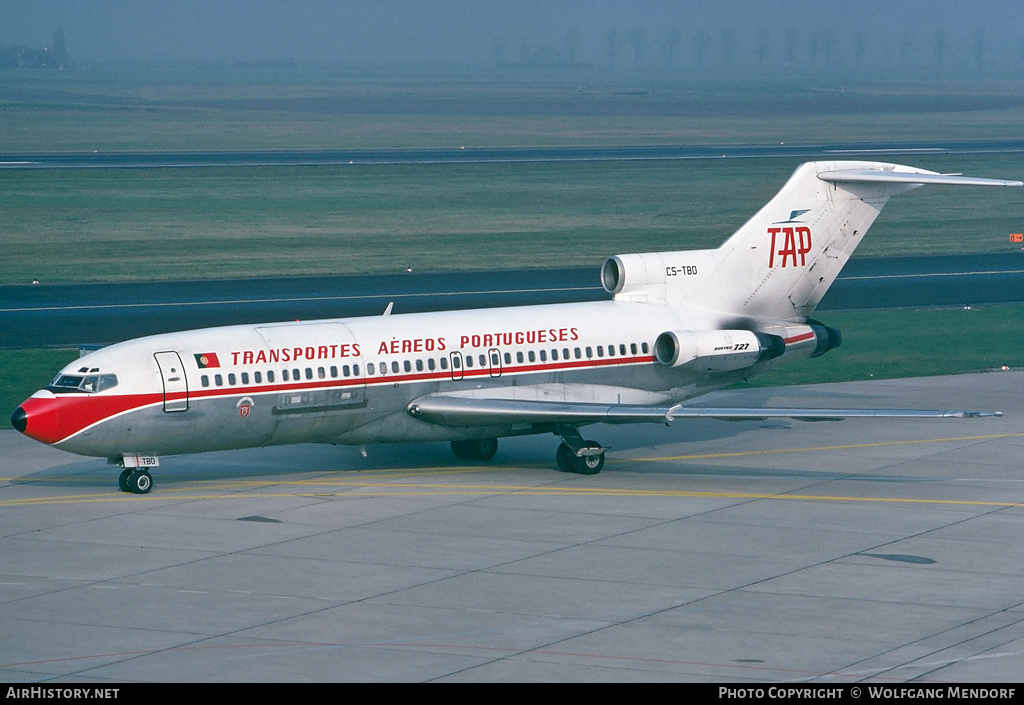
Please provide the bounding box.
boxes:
[407,394,1001,428]
[408,395,675,426]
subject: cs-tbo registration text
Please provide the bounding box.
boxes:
[719,687,1016,700]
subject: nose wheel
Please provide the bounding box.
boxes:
[118,468,153,494]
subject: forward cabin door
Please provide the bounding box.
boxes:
[154,351,189,412]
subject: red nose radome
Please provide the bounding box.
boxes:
[10,406,27,433]
[11,391,61,445]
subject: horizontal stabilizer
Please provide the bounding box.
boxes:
[818,169,1023,187]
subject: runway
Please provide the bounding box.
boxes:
[3,253,1024,349]
[2,371,1022,682]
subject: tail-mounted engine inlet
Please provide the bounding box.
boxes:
[655,329,785,371]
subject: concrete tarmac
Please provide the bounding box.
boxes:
[1,371,1022,682]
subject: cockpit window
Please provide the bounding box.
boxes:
[49,374,118,393]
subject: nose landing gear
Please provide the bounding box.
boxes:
[114,454,159,493]
[118,468,153,494]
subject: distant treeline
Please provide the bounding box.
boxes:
[1,28,68,69]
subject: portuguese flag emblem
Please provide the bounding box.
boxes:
[194,352,221,368]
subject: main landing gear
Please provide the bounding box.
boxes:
[118,468,152,494]
[449,427,608,475]
[450,438,499,461]
[554,425,606,475]
[555,441,605,474]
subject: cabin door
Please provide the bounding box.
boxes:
[154,351,189,412]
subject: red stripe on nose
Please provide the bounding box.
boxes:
[13,394,61,445]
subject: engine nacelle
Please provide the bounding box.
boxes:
[601,254,666,296]
[808,320,842,357]
[602,249,719,303]
[654,329,785,371]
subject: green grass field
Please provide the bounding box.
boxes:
[3,69,1023,284]
[3,153,1023,285]
[3,68,1023,417]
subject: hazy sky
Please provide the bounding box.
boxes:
[2,0,1023,71]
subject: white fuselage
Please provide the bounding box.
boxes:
[24,298,819,458]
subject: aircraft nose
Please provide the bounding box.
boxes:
[12,393,61,444]
[11,406,28,433]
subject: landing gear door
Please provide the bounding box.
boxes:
[154,351,188,412]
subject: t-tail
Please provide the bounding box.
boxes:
[601,160,1021,321]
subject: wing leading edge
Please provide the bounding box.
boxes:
[407,394,1002,427]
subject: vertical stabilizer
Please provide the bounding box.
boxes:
[700,161,1020,321]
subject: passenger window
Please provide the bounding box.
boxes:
[241,372,249,385]
[504,352,511,364]
[607,346,615,357]
[597,346,604,357]
[352,364,360,376]
[201,375,210,388]
[282,369,290,381]
[642,342,650,354]
[392,361,400,374]
[416,359,424,372]
[575,348,581,359]
[427,358,435,371]
[330,366,337,378]
[586,347,593,358]
[305,368,313,380]
[479,355,486,367]
[441,357,449,370]
[254,371,262,384]
[517,352,524,363]
[293,368,300,380]
[465,356,473,368]
[630,343,638,355]
[267,370,275,383]
[550,349,558,361]
[620,344,627,356]
[318,367,326,379]
[539,350,547,362]
[404,360,411,372]
[228,373,236,385]
[343,365,350,377]
[215,374,223,386]
[528,351,535,362]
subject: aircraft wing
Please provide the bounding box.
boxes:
[407,394,1001,427]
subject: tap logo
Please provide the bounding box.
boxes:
[767,226,812,268]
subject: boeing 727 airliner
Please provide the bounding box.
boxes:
[11,161,1021,493]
